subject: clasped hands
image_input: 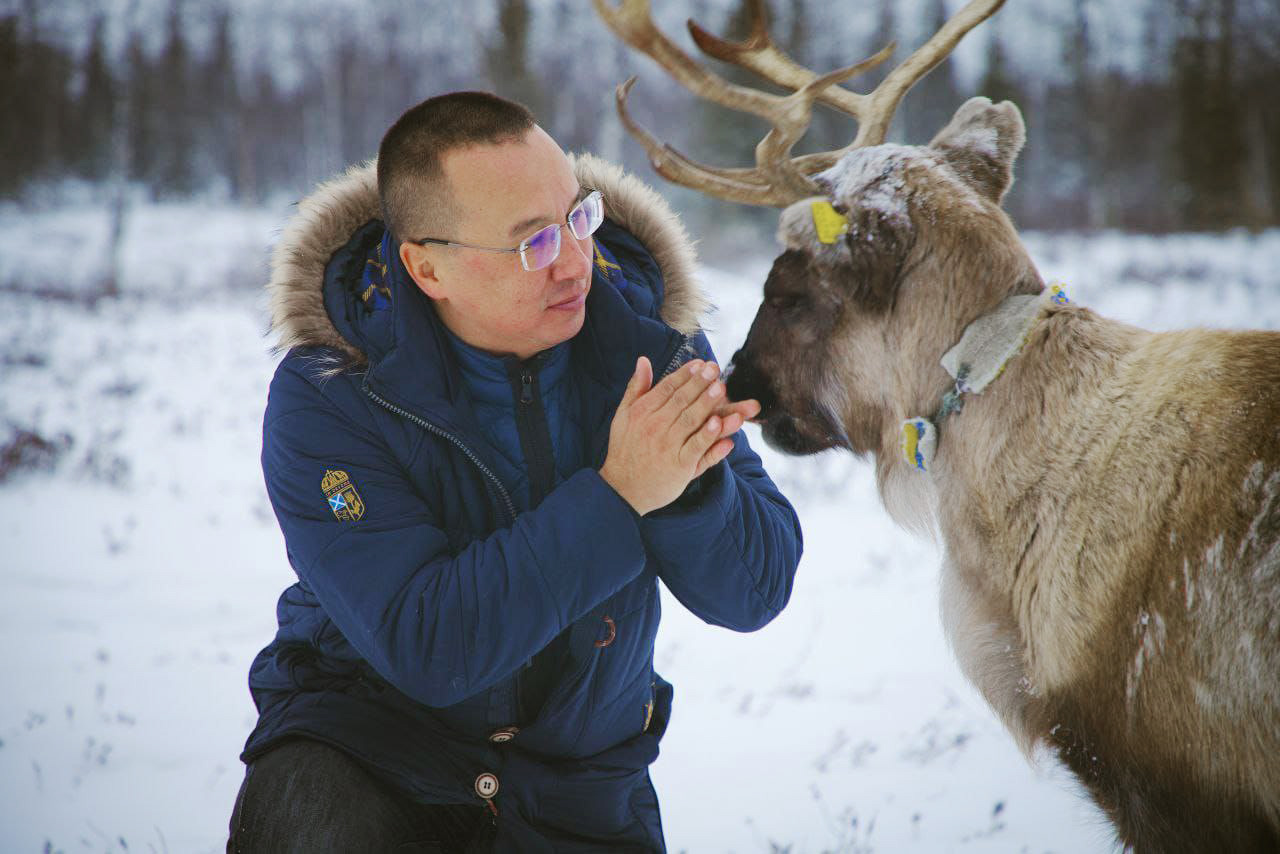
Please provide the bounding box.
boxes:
[600,357,760,516]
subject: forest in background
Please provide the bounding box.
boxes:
[4,0,1279,243]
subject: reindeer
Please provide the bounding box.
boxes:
[595,1,1280,850]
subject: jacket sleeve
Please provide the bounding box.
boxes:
[638,334,804,631]
[261,360,648,708]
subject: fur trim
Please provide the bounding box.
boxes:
[266,154,708,362]
[568,152,708,336]
[267,159,380,365]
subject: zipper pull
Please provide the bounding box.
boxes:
[520,371,534,405]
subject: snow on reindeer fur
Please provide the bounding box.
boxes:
[816,144,923,229]
[811,143,989,236]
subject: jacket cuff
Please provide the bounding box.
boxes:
[661,458,727,513]
[639,457,733,537]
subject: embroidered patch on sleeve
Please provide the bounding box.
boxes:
[321,469,365,521]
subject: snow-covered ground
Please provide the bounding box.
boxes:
[1,202,1277,853]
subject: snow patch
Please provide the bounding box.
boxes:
[1238,462,1280,573]
[1125,609,1167,710]
[1183,556,1196,611]
[1192,679,1216,711]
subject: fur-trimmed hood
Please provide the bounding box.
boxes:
[266,152,709,364]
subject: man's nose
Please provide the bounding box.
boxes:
[551,233,592,281]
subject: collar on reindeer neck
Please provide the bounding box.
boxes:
[901,282,1070,474]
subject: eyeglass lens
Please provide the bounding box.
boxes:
[519,192,604,272]
[569,192,604,240]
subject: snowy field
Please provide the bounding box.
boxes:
[1,200,1278,853]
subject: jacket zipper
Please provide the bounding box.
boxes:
[511,362,557,506]
[362,383,517,524]
[508,357,566,720]
[658,333,695,381]
[520,370,534,404]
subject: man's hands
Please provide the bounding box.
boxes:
[600,357,761,516]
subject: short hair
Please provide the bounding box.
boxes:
[377,92,536,246]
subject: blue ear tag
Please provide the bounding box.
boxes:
[900,417,937,473]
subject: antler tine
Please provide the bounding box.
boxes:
[689,0,1004,148]
[615,46,875,206]
[752,59,881,200]
[687,0,892,121]
[614,77,787,206]
[594,0,798,128]
[853,0,1007,147]
[598,0,1005,206]
[598,0,870,206]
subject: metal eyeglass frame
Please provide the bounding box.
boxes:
[412,190,604,272]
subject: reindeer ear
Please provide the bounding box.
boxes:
[929,97,1025,205]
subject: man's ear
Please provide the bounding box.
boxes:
[399,241,446,300]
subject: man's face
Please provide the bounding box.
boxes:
[400,126,594,361]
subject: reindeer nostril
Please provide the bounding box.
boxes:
[724,366,751,403]
[724,357,778,420]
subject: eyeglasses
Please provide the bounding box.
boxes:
[413,190,604,272]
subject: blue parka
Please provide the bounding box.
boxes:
[242,154,803,851]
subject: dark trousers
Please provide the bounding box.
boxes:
[227,738,489,853]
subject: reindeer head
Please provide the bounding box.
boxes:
[728,98,1038,459]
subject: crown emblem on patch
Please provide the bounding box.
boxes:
[322,469,365,522]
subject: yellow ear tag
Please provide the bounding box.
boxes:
[811,201,849,244]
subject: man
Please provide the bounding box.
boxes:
[228,91,802,852]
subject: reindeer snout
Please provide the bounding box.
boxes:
[725,350,778,420]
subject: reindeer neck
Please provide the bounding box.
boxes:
[928,299,1151,595]
[896,284,1070,475]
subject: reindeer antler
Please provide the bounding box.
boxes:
[595,0,1006,207]
[594,0,880,206]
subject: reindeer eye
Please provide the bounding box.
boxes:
[766,294,803,311]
